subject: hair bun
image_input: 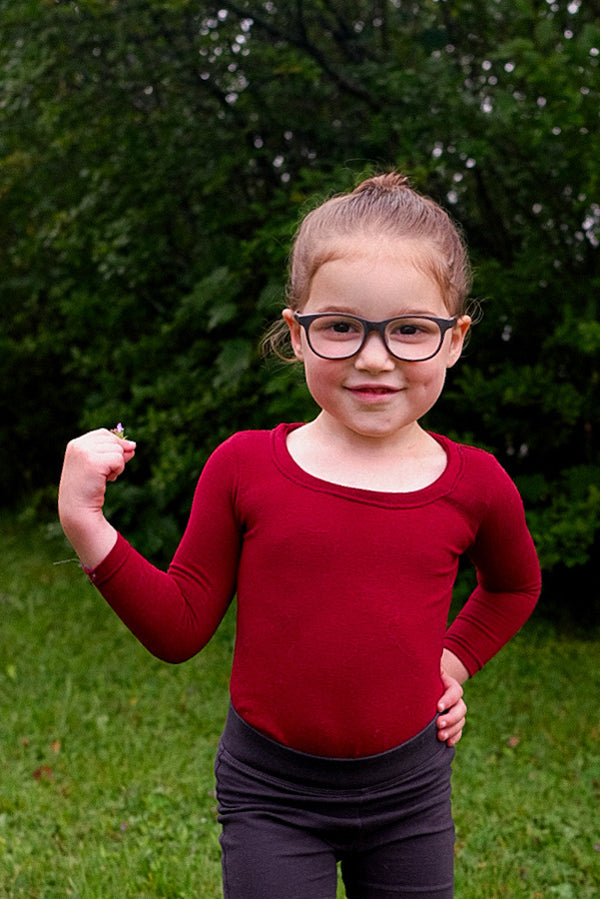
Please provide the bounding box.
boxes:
[352,172,411,194]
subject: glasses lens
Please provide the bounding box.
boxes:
[385,317,442,360]
[308,315,364,358]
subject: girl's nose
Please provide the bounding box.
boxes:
[354,331,395,371]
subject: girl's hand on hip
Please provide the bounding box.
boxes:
[436,670,467,747]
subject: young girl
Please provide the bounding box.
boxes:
[58,173,541,899]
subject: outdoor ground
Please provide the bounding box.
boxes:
[1,516,599,898]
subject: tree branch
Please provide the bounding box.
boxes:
[224,1,385,111]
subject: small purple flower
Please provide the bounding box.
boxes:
[111,423,126,439]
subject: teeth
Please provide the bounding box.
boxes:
[355,387,392,394]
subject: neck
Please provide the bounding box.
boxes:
[286,415,447,493]
[310,412,426,457]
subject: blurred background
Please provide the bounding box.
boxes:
[1,0,599,625]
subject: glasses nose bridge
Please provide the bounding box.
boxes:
[363,318,391,348]
[356,319,394,360]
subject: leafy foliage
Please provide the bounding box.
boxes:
[1,0,599,605]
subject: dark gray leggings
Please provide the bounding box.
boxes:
[215,705,455,899]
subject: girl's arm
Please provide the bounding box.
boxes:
[444,461,541,676]
[58,429,137,569]
[440,647,470,685]
[58,430,241,664]
[437,461,540,748]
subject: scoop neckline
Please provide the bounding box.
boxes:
[271,422,463,508]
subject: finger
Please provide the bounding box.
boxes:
[109,435,136,466]
[437,713,466,745]
[437,672,463,713]
[445,730,463,747]
[436,723,463,745]
[437,698,467,729]
[438,686,462,714]
[71,440,127,484]
[104,447,131,482]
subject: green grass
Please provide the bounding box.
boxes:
[1,516,599,898]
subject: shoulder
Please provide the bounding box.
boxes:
[203,428,270,471]
[212,423,294,456]
[460,442,509,479]
[195,425,301,515]
[435,433,523,507]
[191,428,283,501]
[216,428,273,452]
[437,433,511,478]
[203,423,295,474]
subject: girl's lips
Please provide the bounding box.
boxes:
[347,384,399,393]
[346,384,400,398]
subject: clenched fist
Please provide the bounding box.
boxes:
[58,428,137,570]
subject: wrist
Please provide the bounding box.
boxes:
[59,510,118,571]
[441,648,470,684]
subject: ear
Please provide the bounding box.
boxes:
[446,315,472,369]
[282,308,304,361]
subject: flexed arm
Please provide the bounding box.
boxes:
[58,430,241,663]
[58,428,137,569]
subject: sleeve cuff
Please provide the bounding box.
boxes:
[443,637,481,678]
[85,533,132,587]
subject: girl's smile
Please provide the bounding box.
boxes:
[344,382,403,406]
[346,384,400,397]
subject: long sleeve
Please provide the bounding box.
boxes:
[444,462,541,675]
[87,439,243,662]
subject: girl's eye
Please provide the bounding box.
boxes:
[389,319,436,342]
[315,317,362,336]
[391,323,424,338]
[331,320,356,333]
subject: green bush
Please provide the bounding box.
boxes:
[1,1,599,605]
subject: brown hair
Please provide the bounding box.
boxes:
[265,172,473,358]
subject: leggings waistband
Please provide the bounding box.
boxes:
[220,703,446,790]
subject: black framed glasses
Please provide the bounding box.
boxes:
[294,312,459,362]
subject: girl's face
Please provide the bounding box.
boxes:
[283,242,471,446]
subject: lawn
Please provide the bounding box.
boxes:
[0,516,599,898]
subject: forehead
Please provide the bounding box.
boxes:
[309,236,443,287]
[306,238,448,313]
